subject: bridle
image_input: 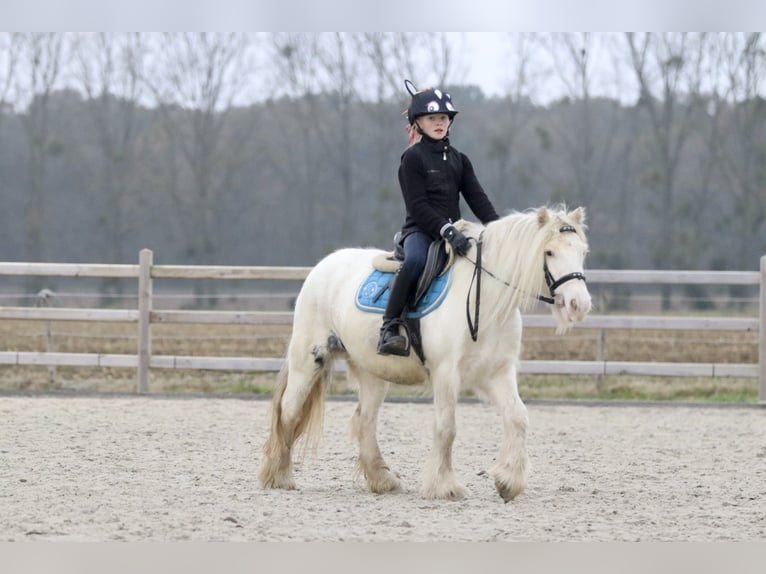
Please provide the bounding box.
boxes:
[465,224,587,341]
[538,225,587,305]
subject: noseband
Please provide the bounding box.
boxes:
[466,224,587,340]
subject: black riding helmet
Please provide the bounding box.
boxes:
[404,79,458,125]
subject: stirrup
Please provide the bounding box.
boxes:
[377,319,409,357]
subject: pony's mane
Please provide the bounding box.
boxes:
[459,205,587,326]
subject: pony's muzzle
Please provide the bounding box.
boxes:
[565,289,591,323]
[554,282,591,324]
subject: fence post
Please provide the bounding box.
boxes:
[760,255,766,404]
[137,249,153,393]
[35,289,58,386]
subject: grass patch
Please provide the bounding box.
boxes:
[0,319,760,403]
[1,366,759,403]
[518,375,759,403]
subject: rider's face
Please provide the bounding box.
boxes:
[415,113,450,140]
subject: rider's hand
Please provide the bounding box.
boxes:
[441,224,471,256]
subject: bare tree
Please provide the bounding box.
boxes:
[143,33,254,271]
[72,33,146,286]
[546,32,597,205]
[356,33,404,103]
[542,33,629,208]
[626,35,707,261]
[313,33,360,241]
[422,32,455,88]
[533,32,652,274]
[625,32,717,308]
[353,33,458,241]
[262,33,325,257]
[487,33,543,207]
[15,33,65,276]
[356,33,456,101]
[0,33,22,119]
[0,33,23,258]
[268,32,459,249]
[712,33,766,270]
[353,33,409,239]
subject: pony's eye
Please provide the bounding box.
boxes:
[545,250,554,257]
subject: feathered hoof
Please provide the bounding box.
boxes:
[259,468,297,491]
[494,477,524,502]
[262,478,297,491]
[420,480,467,501]
[367,470,402,494]
[491,461,527,502]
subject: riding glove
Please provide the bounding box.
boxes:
[441,224,471,256]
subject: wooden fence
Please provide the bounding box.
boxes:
[1,249,764,402]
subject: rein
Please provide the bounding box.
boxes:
[464,225,586,341]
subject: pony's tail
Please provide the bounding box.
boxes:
[295,360,330,456]
[259,363,291,488]
[264,353,330,454]
[259,356,331,489]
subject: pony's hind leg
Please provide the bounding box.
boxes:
[348,367,401,494]
[259,337,332,490]
[258,362,298,490]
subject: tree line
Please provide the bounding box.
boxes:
[0,33,764,286]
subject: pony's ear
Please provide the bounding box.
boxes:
[536,207,550,227]
[568,206,586,225]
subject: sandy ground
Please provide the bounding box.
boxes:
[1,394,764,542]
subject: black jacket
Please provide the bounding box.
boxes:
[397,134,499,240]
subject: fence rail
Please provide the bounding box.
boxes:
[1,249,764,402]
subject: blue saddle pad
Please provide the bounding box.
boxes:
[355,268,452,319]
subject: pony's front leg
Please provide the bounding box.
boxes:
[485,365,529,501]
[421,365,466,500]
[349,369,401,494]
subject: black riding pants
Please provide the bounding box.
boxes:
[383,231,431,321]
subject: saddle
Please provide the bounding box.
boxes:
[360,235,455,362]
[371,232,455,303]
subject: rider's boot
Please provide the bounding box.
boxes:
[377,318,408,356]
[377,269,411,356]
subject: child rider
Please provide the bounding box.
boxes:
[377,80,501,356]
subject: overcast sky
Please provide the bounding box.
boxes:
[3,2,765,107]
[443,33,634,104]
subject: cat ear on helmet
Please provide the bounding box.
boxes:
[404,79,418,96]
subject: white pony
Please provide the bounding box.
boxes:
[259,206,591,501]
